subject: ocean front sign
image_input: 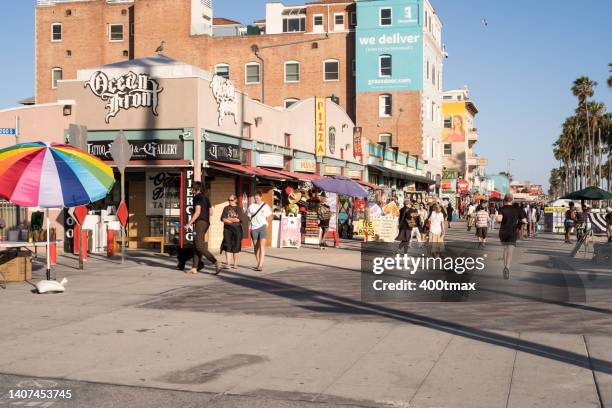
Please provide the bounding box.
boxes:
[210,75,238,126]
[85,71,163,123]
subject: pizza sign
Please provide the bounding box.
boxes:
[315,97,326,157]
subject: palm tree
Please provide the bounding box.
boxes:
[571,77,598,186]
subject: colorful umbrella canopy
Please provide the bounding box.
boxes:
[0,142,115,208]
[312,176,368,198]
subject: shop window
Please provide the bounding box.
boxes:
[245,63,260,84]
[283,16,306,33]
[379,54,392,77]
[379,94,392,117]
[313,14,324,32]
[51,23,62,42]
[284,61,300,83]
[284,98,299,109]
[324,59,339,81]
[215,64,230,79]
[380,7,392,26]
[109,24,124,41]
[334,13,344,31]
[51,67,62,89]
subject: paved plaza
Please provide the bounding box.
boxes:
[1,223,611,407]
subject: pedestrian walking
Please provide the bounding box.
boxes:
[220,194,246,270]
[564,202,577,243]
[467,201,476,231]
[475,204,489,248]
[529,204,538,237]
[446,202,454,229]
[318,192,332,249]
[605,207,612,243]
[496,193,527,279]
[408,206,423,247]
[488,202,497,230]
[247,190,272,271]
[428,204,446,257]
[396,200,412,253]
[418,203,429,242]
[184,181,222,275]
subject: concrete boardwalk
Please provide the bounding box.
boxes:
[1,223,611,407]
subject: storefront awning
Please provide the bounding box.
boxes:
[356,180,383,190]
[368,165,435,185]
[208,161,286,181]
[264,168,321,181]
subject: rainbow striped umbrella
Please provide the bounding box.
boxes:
[0,142,115,208]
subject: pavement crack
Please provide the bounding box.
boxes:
[505,333,519,408]
[408,332,454,406]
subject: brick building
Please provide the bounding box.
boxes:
[34,0,443,186]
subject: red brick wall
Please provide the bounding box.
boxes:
[356,91,423,157]
[36,0,132,104]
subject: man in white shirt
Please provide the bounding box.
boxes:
[247,191,272,271]
[428,204,446,256]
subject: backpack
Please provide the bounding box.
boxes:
[318,204,331,221]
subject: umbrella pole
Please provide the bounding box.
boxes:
[46,209,51,280]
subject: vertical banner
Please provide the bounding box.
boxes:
[353,127,363,158]
[182,168,195,247]
[315,97,326,157]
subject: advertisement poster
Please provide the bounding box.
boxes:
[442,102,467,143]
[315,97,326,157]
[355,218,381,240]
[353,127,363,157]
[356,1,423,92]
[279,215,301,248]
[382,201,400,217]
[379,215,398,242]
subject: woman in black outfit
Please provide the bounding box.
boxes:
[220,194,245,270]
[396,200,413,253]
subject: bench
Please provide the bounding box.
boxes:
[141,236,165,254]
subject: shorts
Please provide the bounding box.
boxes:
[250,225,268,241]
[499,230,517,245]
[476,227,488,239]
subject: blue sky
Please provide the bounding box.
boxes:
[1,0,611,188]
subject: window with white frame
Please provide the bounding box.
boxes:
[215,64,229,79]
[379,94,392,117]
[283,16,306,32]
[380,7,392,26]
[334,13,344,31]
[379,133,392,147]
[284,61,300,83]
[379,54,392,77]
[313,14,324,32]
[245,63,260,84]
[51,23,62,42]
[324,59,339,81]
[284,98,299,109]
[109,24,124,41]
[444,143,452,156]
[51,68,62,89]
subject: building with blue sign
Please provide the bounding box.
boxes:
[356,0,444,191]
